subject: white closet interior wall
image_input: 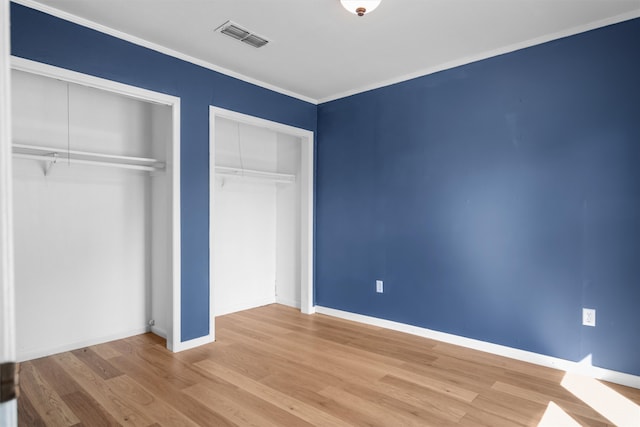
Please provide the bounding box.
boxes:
[275,131,301,308]
[150,103,172,339]
[213,118,301,316]
[12,70,171,361]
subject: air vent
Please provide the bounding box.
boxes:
[215,21,269,48]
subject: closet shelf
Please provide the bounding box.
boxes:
[215,165,295,184]
[12,143,166,173]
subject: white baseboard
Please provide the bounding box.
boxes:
[276,296,301,309]
[150,325,167,339]
[315,306,640,390]
[17,326,151,362]
[214,297,276,317]
[169,333,215,353]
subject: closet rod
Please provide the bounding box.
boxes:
[215,166,295,184]
[13,143,161,164]
[13,153,161,172]
[12,143,165,173]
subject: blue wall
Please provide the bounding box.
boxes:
[317,18,640,376]
[10,2,317,342]
[11,2,640,376]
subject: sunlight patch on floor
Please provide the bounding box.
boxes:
[538,401,582,427]
[561,371,640,426]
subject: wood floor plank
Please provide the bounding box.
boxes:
[270,381,386,427]
[335,381,462,427]
[171,341,231,366]
[470,389,547,426]
[570,415,612,427]
[345,334,439,365]
[377,374,471,422]
[318,385,430,427]
[193,357,353,427]
[61,391,121,426]
[268,327,409,371]
[400,358,496,393]
[431,348,572,396]
[607,381,640,404]
[108,353,238,426]
[71,347,124,380]
[184,380,314,427]
[236,309,366,345]
[432,341,565,383]
[206,342,277,381]
[491,380,611,425]
[382,370,479,403]
[17,304,640,426]
[17,386,47,427]
[105,333,159,357]
[106,375,200,426]
[221,320,480,422]
[459,407,525,427]
[215,319,275,343]
[220,333,369,390]
[18,361,80,426]
[30,356,82,397]
[234,309,319,335]
[30,356,121,426]
[126,344,202,390]
[90,340,125,361]
[53,351,154,426]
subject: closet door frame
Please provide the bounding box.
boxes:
[209,106,315,334]
[10,57,184,352]
[1,0,17,423]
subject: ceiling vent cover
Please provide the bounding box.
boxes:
[216,21,269,48]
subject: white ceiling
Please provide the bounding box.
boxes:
[20,0,640,103]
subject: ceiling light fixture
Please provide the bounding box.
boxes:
[340,0,381,17]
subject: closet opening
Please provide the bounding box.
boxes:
[209,107,314,334]
[11,58,181,359]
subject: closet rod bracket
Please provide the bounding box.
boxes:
[44,152,58,176]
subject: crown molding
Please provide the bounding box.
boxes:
[13,0,640,106]
[318,9,640,104]
[12,0,319,105]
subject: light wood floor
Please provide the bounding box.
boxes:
[17,304,640,426]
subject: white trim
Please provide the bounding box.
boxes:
[0,402,15,427]
[209,106,315,324]
[211,107,316,139]
[11,56,177,105]
[216,298,277,318]
[0,0,14,366]
[150,325,167,339]
[170,333,215,353]
[207,107,218,343]
[298,121,315,315]
[13,1,639,105]
[318,9,640,103]
[11,58,183,353]
[0,0,17,423]
[11,0,317,105]
[16,327,151,362]
[275,296,301,310]
[169,90,182,353]
[315,306,640,390]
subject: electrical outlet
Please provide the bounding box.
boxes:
[582,308,596,327]
[376,280,383,293]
